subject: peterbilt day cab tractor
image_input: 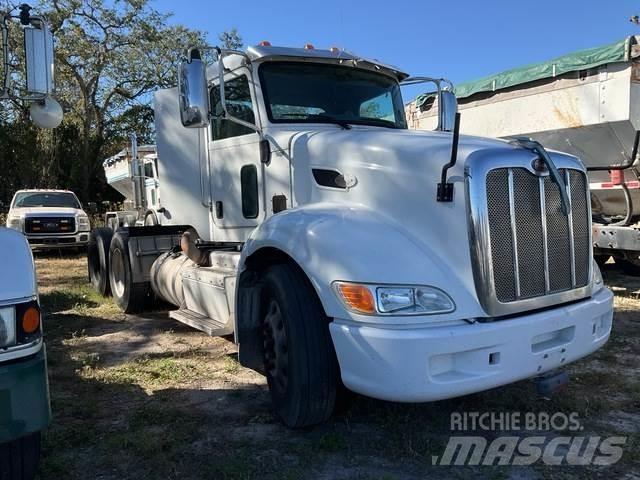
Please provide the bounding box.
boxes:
[1,4,57,478]
[88,43,614,428]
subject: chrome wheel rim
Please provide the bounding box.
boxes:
[111,247,126,298]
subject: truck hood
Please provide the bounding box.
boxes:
[10,207,82,217]
[0,228,37,302]
[279,126,572,317]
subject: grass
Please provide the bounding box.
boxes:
[31,256,640,479]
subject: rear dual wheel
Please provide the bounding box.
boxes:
[88,228,113,296]
[109,231,150,313]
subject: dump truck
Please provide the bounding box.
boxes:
[101,140,161,229]
[87,43,613,428]
[407,35,640,273]
[1,4,57,479]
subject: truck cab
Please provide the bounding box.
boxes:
[6,189,90,250]
[0,228,50,478]
[89,44,614,428]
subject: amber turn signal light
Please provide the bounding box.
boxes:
[335,283,376,314]
[22,306,40,334]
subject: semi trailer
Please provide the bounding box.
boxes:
[407,35,640,273]
[88,43,613,428]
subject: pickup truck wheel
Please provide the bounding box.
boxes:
[261,263,338,428]
[88,227,113,296]
[0,432,41,480]
[109,231,149,313]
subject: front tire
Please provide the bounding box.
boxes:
[109,231,150,313]
[260,263,338,428]
[88,228,113,296]
[0,432,41,480]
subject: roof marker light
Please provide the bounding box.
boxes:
[304,43,315,50]
[259,40,271,46]
[330,46,340,53]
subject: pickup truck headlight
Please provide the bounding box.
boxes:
[6,216,22,231]
[333,282,455,316]
[0,306,16,348]
[77,214,90,231]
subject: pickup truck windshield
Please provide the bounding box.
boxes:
[13,192,80,209]
[259,62,407,129]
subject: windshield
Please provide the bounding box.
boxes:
[12,192,81,209]
[259,62,407,129]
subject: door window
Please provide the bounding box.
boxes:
[210,75,256,140]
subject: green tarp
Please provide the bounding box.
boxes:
[415,36,636,107]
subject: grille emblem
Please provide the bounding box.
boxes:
[531,157,547,174]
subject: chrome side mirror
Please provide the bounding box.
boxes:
[178,48,210,128]
[438,90,458,132]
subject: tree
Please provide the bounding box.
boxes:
[40,0,209,201]
[219,27,243,50]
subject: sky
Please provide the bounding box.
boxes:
[154,0,640,98]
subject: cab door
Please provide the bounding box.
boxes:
[208,69,263,242]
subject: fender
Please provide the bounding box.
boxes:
[239,203,485,324]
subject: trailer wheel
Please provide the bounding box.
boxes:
[109,231,149,313]
[0,432,41,480]
[88,227,113,296]
[260,263,338,428]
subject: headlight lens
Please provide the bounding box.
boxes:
[77,214,90,231]
[7,216,21,231]
[0,306,16,348]
[334,282,455,316]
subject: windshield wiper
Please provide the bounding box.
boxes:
[308,114,352,130]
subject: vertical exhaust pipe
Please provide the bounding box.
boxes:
[130,133,147,211]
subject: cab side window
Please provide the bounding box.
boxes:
[210,75,256,140]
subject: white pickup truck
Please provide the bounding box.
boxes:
[6,189,91,250]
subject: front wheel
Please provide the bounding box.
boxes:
[0,432,41,480]
[260,263,339,428]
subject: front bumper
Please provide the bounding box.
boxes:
[0,346,51,443]
[26,232,89,249]
[330,287,613,402]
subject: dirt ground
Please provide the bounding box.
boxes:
[32,253,639,480]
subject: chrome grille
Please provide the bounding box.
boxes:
[485,167,590,303]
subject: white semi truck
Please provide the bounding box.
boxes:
[101,140,161,230]
[88,43,614,428]
[407,35,640,273]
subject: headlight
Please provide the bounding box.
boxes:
[6,216,21,231]
[77,214,90,231]
[333,282,455,316]
[0,306,16,348]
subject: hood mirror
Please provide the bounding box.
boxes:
[178,48,210,128]
[438,90,458,133]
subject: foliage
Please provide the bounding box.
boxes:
[0,0,236,205]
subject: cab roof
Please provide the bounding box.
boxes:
[210,44,409,82]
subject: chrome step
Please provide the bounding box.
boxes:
[169,308,232,336]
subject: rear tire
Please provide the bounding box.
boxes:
[88,228,113,296]
[109,231,150,313]
[0,432,41,480]
[260,263,338,428]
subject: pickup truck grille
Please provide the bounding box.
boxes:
[24,216,75,234]
[485,168,590,303]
